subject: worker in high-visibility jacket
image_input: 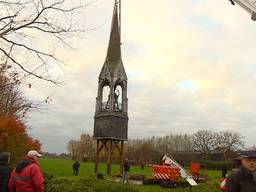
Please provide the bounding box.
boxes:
[8,150,44,192]
[220,177,226,191]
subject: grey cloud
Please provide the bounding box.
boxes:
[24,0,256,153]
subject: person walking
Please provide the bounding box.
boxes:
[0,152,11,192]
[140,160,145,170]
[225,151,256,192]
[123,157,130,183]
[72,160,80,176]
[8,150,44,192]
[221,164,228,178]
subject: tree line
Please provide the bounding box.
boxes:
[67,130,245,163]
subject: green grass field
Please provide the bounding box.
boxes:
[39,157,154,177]
[39,157,222,192]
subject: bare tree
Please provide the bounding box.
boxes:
[67,139,80,160]
[247,145,256,151]
[0,64,41,118]
[0,0,91,84]
[0,85,33,118]
[67,133,95,161]
[127,133,193,164]
[168,133,193,152]
[192,129,216,156]
[215,131,245,160]
[79,133,95,161]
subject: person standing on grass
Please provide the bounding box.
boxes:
[221,164,228,178]
[123,157,130,183]
[0,152,12,192]
[9,150,44,192]
[72,160,80,176]
[140,160,145,170]
[225,151,256,192]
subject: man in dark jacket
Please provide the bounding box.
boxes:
[0,152,11,192]
[8,150,44,192]
[226,151,256,192]
[221,164,228,178]
[123,157,130,183]
[72,161,80,176]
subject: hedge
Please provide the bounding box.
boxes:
[198,161,232,170]
[44,172,139,192]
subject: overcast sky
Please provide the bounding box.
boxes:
[24,0,256,153]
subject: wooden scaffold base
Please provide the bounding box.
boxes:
[94,139,124,176]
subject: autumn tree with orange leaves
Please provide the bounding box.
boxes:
[0,115,41,164]
[0,64,41,164]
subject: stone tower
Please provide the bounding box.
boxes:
[93,0,128,175]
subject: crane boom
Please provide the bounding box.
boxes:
[230,0,256,20]
[162,154,198,186]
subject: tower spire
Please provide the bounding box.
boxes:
[94,0,128,176]
[105,0,122,75]
[119,0,121,40]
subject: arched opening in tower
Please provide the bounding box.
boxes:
[114,85,122,111]
[102,85,110,111]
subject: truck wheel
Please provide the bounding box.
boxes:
[178,181,189,187]
[160,181,176,188]
[143,178,153,185]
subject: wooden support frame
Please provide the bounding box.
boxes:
[95,139,125,176]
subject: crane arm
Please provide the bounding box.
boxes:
[229,0,256,20]
[162,154,198,186]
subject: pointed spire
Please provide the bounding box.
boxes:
[105,0,121,74]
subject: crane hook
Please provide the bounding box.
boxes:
[229,0,235,5]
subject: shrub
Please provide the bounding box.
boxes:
[43,172,139,192]
[199,161,232,170]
